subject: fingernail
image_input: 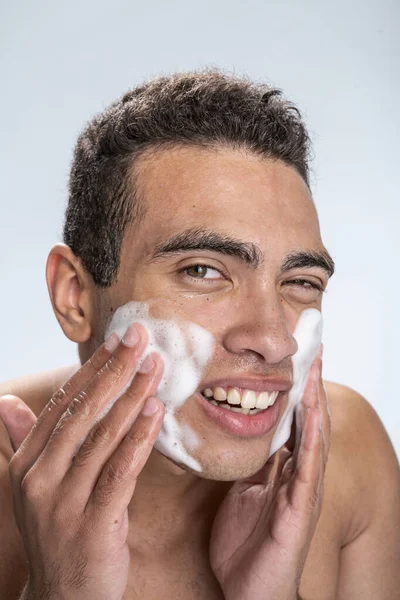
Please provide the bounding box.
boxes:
[105,332,120,352]
[141,396,159,416]
[138,355,155,374]
[122,324,140,347]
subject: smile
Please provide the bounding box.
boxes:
[201,386,279,415]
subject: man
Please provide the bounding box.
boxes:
[0,70,398,600]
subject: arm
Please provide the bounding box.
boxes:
[335,389,400,599]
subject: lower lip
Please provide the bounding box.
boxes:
[196,392,283,437]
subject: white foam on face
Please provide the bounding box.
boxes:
[104,302,214,472]
[269,308,323,457]
[103,302,321,473]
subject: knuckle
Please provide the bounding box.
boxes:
[88,353,103,373]
[122,383,139,401]
[307,486,320,513]
[50,387,68,409]
[73,422,111,468]
[68,391,89,416]
[103,355,126,378]
[105,460,129,485]
[87,419,112,447]
[126,427,146,447]
[96,461,128,504]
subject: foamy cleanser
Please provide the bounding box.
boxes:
[104,302,214,471]
[268,308,323,457]
[104,302,322,471]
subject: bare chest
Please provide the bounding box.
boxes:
[124,518,342,600]
[125,554,225,600]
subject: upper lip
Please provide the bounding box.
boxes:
[198,377,292,394]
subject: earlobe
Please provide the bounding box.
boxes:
[46,243,93,343]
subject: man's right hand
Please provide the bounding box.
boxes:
[0,323,164,600]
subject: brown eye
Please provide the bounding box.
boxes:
[181,264,223,280]
[187,265,208,278]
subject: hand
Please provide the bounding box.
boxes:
[0,324,164,600]
[209,348,330,600]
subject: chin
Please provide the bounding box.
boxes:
[165,442,273,482]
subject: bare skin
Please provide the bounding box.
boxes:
[0,147,399,599]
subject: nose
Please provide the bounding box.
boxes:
[222,294,298,365]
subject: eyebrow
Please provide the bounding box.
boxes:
[281,250,335,278]
[150,227,335,277]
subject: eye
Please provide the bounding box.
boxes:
[285,278,324,292]
[179,263,223,281]
[282,278,325,302]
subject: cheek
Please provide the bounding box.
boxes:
[174,294,303,341]
[282,303,306,336]
[147,294,230,336]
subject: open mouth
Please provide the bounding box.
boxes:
[200,386,280,416]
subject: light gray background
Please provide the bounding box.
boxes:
[1,0,399,456]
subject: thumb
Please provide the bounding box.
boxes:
[0,395,37,452]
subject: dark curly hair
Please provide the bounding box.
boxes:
[63,69,312,287]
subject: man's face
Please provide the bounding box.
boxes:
[98,146,332,480]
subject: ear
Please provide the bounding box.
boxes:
[46,243,95,343]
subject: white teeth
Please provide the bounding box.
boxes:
[227,389,241,405]
[269,391,279,405]
[256,391,271,409]
[208,402,263,415]
[203,386,280,413]
[214,387,227,401]
[241,390,257,409]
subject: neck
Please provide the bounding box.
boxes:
[127,448,232,558]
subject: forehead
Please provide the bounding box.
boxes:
[129,145,322,258]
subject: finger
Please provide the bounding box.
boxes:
[62,352,164,502]
[9,330,124,482]
[302,364,319,411]
[38,327,157,480]
[293,363,319,465]
[290,406,323,518]
[295,350,321,440]
[0,395,37,452]
[319,366,331,463]
[86,396,164,524]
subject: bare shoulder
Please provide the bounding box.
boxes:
[0,364,80,457]
[324,380,399,541]
[0,364,80,415]
[300,381,399,598]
